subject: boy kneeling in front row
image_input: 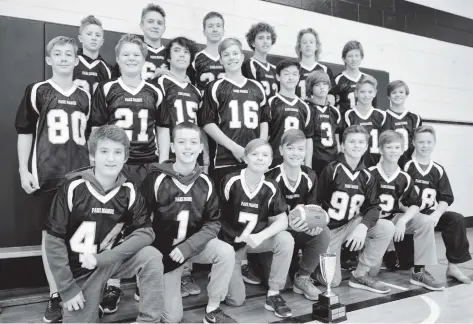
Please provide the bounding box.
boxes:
[44,125,164,323]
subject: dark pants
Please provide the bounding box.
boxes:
[435,211,471,264]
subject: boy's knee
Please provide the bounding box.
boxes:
[162,311,183,323]
[377,219,396,236]
[138,246,163,267]
[274,231,295,251]
[215,241,236,262]
[225,295,245,307]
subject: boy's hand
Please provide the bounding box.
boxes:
[346,224,368,251]
[245,233,265,249]
[394,219,406,242]
[304,227,323,236]
[81,253,97,270]
[19,170,40,194]
[63,291,85,311]
[289,215,308,232]
[170,247,185,263]
[231,145,245,163]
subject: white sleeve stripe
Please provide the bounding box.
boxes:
[248,79,267,106]
[250,60,257,79]
[332,106,342,124]
[122,182,136,209]
[263,181,277,208]
[433,163,444,178]
[211,79,224,106]
[301,172,313,190]
[224,176,240,201]
[101,61,112,79]
[400,171,411,193]
[30,82,46,115]
[154,173,167,201]
[67,179,86,212]
[103,80,118,97]
[200,174,213,201]
[403,160,413,172]
[301,100,311,127]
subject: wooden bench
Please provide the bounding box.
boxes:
[0,245,41,260]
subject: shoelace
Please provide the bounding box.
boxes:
[47,294,61,309]
[269,294,286,307]
[104,287,122,300]
[243,264,257,277]
[182,276,196,285]
[420,269,435,281]
[360,275,377,285]
[209,308,232,321]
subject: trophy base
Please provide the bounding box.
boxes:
[312,302,347,323]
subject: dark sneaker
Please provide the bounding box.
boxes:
[99,304,104,318]
[264,294,292,318]
[410,269,445,291]
[203,307,238,323]
[134,286,140,301]
[100,285,124,314]
[43,293,62,323]
[181,275,201,296]
[242,264,261,285]
[349,272,391,294]
[293,273,320,301]
[341,248,358,271]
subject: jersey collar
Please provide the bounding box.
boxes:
[375,163,400,183]
[412,156,434,176]
[47,79,78,97]
[251,58,271,71]
[118,77,146,96]
[241,169,265,200]
[78,55,103,69]
[300,62,318,72]
[279,164,302,193]
[276,93,298,106]
[199,50,220,61]
[387,109,409,120]
[342,71,364,83]
[161,74,189,89]
[146,44,165,54]
[353,106,374,120]
[223,76,248,88]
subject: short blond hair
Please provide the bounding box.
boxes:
[141,3,166,23]
[356,74,378,90]
[379,130,404,150]
[79,15,103,34]
[244,138,272,157]
[115,34,148,58]
[218,37,242,56]
[295,28,322,59]
[414,125,436,141]
[342,125,369,143]
[46,36,78,57]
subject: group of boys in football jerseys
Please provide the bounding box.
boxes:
[12,2,472,323]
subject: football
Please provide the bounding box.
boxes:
[289,204,330,229]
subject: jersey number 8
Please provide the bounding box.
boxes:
[328,192,365,221]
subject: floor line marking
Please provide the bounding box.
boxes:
[419,295,441,324]
[378,281,408,291]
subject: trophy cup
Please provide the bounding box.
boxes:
[312,253,347,323]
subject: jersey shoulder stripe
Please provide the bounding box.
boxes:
[30,81,49,114]
[403,159,414,172]
[154,173,168,200]
[433,162,444,178]
[301,171,313,190]
[247,78,266,105]
[103,79,120,97]
[100,61,112,79]
[334,74,343,84]
[199,173,213,201]
[224,174,241,201]
[329,105,342,123]
[399,171,412,192]
[299,99,311,126]
[211,78,225,105]
[268,95,278,106]
[122,182,137,209]
[67,179,86,212]
[263,180,277,208]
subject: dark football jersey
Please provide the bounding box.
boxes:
[191,50,225,92]
[333,72,378,115]
[142,171,219,272]
[219,169,288,250]
[345,107,386,167]
[369,164,419,219]
[73,50,112,94]
[266,165,318,211]
[382,109,422,166]
[403,158,454,213]
[317,160,380,229]
[15,80,90,190]
[156,75,202,129]
[198,77,270,168]
[45,176,150,278]
[90,78,163,164]
[296,62,334,99]
[268,94,314,162]
[242,58,279,98]
[308,102,343,162]
[142,45,167,80]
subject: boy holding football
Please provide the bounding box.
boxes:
[316,125,394,293]
[73,15,111,94]
[16,36,91,323]
[220,139,294,318]
[266,129,330,300]
[142,122,236,323]
[242,22,279,98]
[404,126,471,284]
[44,125,164,323]
[370,130,444,290]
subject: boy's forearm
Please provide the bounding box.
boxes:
[259,122,268,140]
[399,206,420,223]
[157,127,170,163]
[17,134,33,172]
[203,123,239,151]
[259,213,288,241]
[305,139,313,166]
[201,131,210,167]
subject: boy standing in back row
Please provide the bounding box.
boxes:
[16,36,91,323]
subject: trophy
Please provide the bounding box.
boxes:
[312,253,347,323]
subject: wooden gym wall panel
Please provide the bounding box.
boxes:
[0,16,44,248]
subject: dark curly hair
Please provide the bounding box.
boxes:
[164,36,199,65]
[245,22,277,51]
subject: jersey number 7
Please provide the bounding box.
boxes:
[235,212,258,243]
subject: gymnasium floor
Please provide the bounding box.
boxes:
[1,229,472,323]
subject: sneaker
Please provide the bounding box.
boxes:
[264,294,292,318]
[98,304,104,318]
[410,268,445,291]
[349,272,391,294]
[203,307,238,323]
[134,286,140,301]
[43,293,62,323]
[181,275,201,296]
[293,273,321,301]
[100,285,124,314]
[242,264,261,285]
